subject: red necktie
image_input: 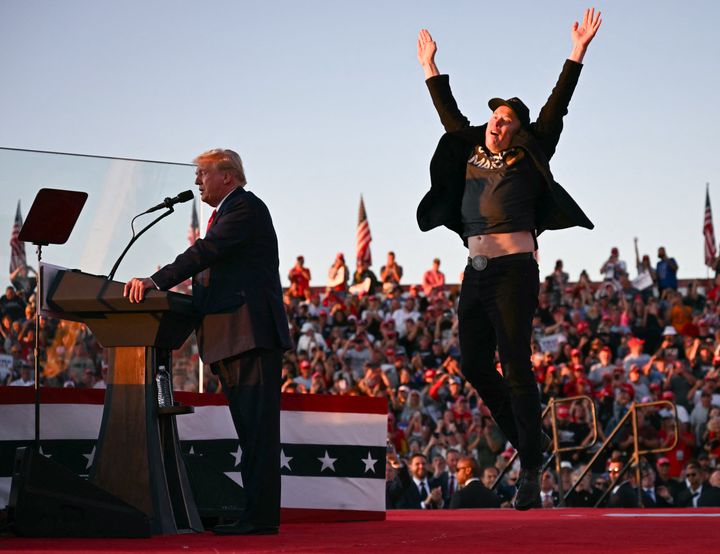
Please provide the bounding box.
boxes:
[206,209,217,235]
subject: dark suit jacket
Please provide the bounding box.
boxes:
[641,487,674,508]
[417,60,593,246]
[607,481,640,508]
[449,480,501,509]
[676,484,720,507]
[565,487,604,508]
[387,465,444,509]
[152,187,291,363]
[434,471,455,507]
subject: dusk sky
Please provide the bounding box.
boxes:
[1,1,718,285]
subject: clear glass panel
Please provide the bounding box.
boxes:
[0,148,207,391]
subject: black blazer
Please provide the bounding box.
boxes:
[641,487,674,508]
[449,480,501,509]
[417,60,594,245]
[607,481,640,508]
[676,484,720,508]
[152,187,292,363]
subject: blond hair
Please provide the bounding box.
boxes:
[193,148,247,185]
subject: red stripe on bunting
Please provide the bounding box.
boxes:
[0,386,387,415]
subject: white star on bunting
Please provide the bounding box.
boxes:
[318,450,337,472]
[361,451,377,474]
[83,446,96,470]
[280,449,293,470]
[230,445,243,467]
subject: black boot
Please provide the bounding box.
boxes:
[513,467,541,511]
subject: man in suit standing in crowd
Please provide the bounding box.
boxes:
[387,453,445,509]
[125,148,291,535]
[675,460,720,507]
[449,457,501,509]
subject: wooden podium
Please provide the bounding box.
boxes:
[43,268,203,534]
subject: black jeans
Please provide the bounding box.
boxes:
[458,253,542,469]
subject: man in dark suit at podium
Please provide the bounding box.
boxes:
[125,148,291,535]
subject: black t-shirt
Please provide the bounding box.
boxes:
[462,146,542,237]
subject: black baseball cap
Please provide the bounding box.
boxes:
[488,97,531,129]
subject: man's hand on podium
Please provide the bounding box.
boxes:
[124,277,157,303]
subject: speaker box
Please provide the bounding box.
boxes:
[8,447,152,537]
[184,453,246,519]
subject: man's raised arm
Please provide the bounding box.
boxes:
[417,29,439,80]
[568,7,602,63]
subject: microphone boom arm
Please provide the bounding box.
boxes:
[107,207,175,282]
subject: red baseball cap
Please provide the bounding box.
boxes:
[501,447,516,459]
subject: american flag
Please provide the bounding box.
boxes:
[188,200,200,245]
[704,183,716,267]
[356,195,372,265]
[9,200,26,273]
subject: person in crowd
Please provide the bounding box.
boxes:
[349,260,379,296]
[422,258,446,298]
[415,8,601,510]
[656,247,679,293]
[449,456,501,509]
[539,470,560,508]
[675,460,720,507]
[296,321,328,354]
[288,255,311,300]
[606,460,641,508]
[600,247,627,282]
[380,251,404,295]
[565,468,603,507]
[639,467,675,508]
[387,452,445,509]
[633,237,657,285]
[9,362,33,386]
[326,252,349,295]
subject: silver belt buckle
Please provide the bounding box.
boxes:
[471,255,489,271]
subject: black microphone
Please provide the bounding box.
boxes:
[144,190,194,214]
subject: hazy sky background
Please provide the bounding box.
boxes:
[1,1,719,286]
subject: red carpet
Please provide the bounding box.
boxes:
[1,509,718,553]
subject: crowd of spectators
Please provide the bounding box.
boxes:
[3,242,720,509]
[281,245,720,509]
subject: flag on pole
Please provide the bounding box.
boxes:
[9,200,26,273]
[356,195,372,265]
[188,200,200,245]
[704,183,716,267]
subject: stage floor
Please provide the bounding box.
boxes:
[2,509,718,553]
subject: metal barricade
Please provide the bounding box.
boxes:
[491,395,598,501]
[562,400,679,507]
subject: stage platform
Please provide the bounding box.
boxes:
[1,508,718,553]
